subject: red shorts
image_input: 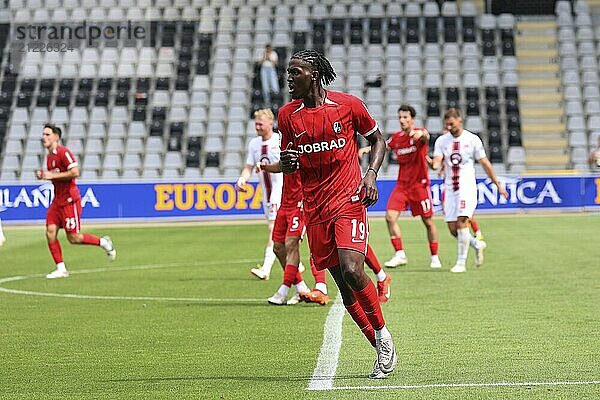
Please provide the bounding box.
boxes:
[46,200,82,233]
[271,205,305,243]
[386,182,434,217]
[306,201,369,271]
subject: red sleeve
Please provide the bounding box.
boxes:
[62,147,78,170]
[386,132,399,150]
[351,96,378,137]
[278,109,292,150]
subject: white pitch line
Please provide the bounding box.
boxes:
[0,259,267,302]
[321,380,600,391]
[307,293,345,391]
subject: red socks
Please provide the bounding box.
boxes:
[391,236,403,252]
[81,233,101,246]
[353,281,385,331]
[48,240,63,264]
[429,241,439,256]
[345,301,376,347]
[364,244,382,274]
[310,257,327,284]
[283,264,299,287]
[470,218,480,233]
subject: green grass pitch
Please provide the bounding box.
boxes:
[0,214,599,399]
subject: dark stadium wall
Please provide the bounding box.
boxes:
[490,0,558,15]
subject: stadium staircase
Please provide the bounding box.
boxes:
[514,17,569,170]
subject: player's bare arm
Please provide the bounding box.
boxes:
[36,166,79,181]
[478,157,509,199]
[358,146,371,160]
[409,128,429,143]
[236,165,253,192]
[358,129,386,207]
[259,162,283,173]
[431,155,443,172]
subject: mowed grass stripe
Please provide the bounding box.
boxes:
[0,260,266,302]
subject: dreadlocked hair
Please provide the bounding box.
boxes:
[291,49,337,86]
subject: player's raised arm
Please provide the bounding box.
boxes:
[358,129,386,207]
[409,127,430,143]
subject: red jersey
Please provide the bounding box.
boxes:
[386,128,430,187]
[281,171,303,209]
[278,91,378,224]
[46,145,81,206]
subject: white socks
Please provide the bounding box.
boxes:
[279,281,309,298]
[295,281,310,294]
[315,282,328,294]
[456,228,470,265]
[277,285,290,298]
[261,246,276,275]
[56,262,67,273]
[375,325,391,340]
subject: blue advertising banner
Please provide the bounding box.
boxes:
[1,176,599,223]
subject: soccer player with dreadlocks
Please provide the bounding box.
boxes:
[275,50,397,379]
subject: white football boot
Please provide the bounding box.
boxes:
[250,266,269,280]
[450,263,466,273]
[46,269,69,279]
[267,292,287,305]
[376,335,398,374]
[429,255,442,269]
[384,252,408,268]
[369,359,388,379]
[102,236,116,261]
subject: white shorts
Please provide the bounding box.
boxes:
[443,189,477,222]
[263,202,280,221]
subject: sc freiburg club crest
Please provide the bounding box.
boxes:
[333,121,342,134]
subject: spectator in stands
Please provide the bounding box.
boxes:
[0,217,5,246]
[588,136,600,169]
[235,109,283,280]
[256,44,280,107]
[35,123,116,279]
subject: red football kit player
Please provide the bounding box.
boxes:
[279,91,376,268]
[36,123,116,279]
[263,168,392,305]
[277,50,397,379]
[361,105,441,269]
[260,168,311,305]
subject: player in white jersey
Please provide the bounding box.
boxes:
[236,109,284,279]
[432,108,508,273]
